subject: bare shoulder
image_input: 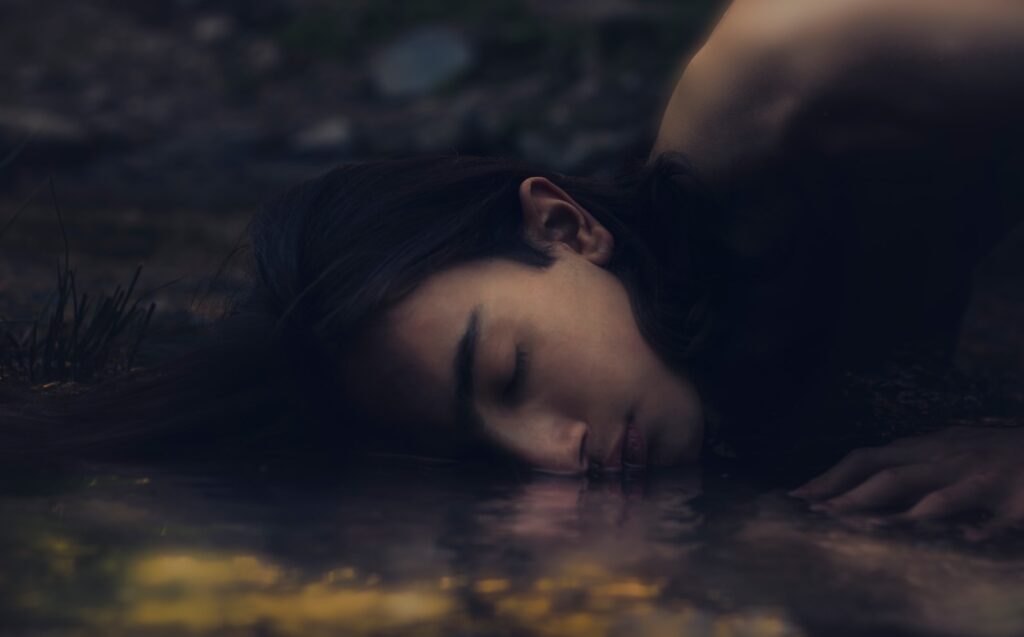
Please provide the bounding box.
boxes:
[651,0,1023,184]
[650,0,825,181]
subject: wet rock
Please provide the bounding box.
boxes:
[370,26,473,98]
[192,14,235,44]
[519,127,642,171]
[526,0,671,22]
[80,84,113,113]
[0,108,93,168]
[0,0,686,208]
[0,107,87,143]
[246,39,283,75]
[289,117,354,155]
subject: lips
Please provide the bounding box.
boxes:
[622,419,648,469]
[600,417,647,472]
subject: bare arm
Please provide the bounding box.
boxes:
[654,0,1024,190]
[654,0,1024,370]
[662,0,1024,535]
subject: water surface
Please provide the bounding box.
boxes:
[2,462,1022,637]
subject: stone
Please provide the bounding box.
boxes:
[519,127,640,171]
[246,39,282,75]
[0,107,87,143]
[370,26,473,99]
[289,117,353,154]
[193,14,235,44]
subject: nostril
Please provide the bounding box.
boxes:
[578,431,588,470]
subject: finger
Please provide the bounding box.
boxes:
[790,446,920,501]
[834,513,891,534]
[963,514,1024,542]
[815,463,953,514]
[963,491,1024,542]
[964,518,1024,542]
[900,474,996,522]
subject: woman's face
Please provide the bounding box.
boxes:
[342,177,704,473]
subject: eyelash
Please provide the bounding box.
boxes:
[502,345,528,405]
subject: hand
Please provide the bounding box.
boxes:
[789,426,1024,540]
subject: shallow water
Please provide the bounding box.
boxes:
[2,462,1023,637]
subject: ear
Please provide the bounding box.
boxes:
[518,176,615,266]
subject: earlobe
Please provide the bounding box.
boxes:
[518,176,615,265]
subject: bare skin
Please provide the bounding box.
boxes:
[654,0,1024,537]
[343,177,704,473]
[790,427,1024,541]
[348,0,1024,534]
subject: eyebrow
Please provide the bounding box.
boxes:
[454,305,486,436]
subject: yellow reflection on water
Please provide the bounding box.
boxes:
[122,583,455,634]
[131,554,281,587]
[82,554,455,636]
[72,550,802,637]
[473,578,510,594]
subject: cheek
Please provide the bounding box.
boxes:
[513,265,647,404]
[486,412,588,473]
[528,318,641,422]
[559,291,648,379]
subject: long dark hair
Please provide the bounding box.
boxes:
[1,153,727,466]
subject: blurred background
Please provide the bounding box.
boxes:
[0,0,722,338]
[1,0,1021,377]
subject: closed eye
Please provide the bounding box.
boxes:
[502,345,528,405]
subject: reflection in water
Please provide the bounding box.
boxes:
[85,551,793,637]
[1,466,1022,636]
[112,555,456,635]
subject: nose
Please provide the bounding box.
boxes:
[528,420,589,475]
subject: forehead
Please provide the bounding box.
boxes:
[390,257,545,333]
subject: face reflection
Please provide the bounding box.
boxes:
[344,177,704,473]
